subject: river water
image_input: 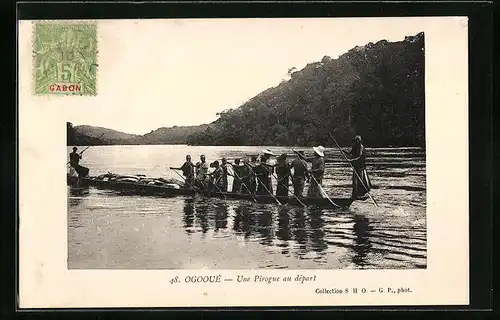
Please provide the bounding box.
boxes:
[67,145,426,269]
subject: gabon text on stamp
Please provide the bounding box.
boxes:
[33,21,98,95]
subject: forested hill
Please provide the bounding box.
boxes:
[67,123,209,146]
[130,124,209,144]
[186,32,425,147]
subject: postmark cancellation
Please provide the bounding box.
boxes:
[32,21,98,96]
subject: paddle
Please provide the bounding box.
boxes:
[244,162,282,206]
[292,149,340,208]
[328,132,379,207]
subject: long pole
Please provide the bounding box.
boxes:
[79,133,105,155]
[309,174,340,208]
[244,163,282,206]
[211,173,228,198]
[264,164,306,207]
[328,133,379,207]
[68,133,105,165]
[226,163,257,203]
[170,168,197,193]
[292,149,340,208]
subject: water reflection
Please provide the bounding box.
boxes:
[291,208,307,249]
[351,215,373,267]
[233,203,256,239]
[182,198,195,233]
[67,186,90,207]
[308,209,328,253]
[178,197,393,268]
[183,199,337,259]
[276,207,291,254]
[256,209,273,246]
[194,200,210,234]
[213,202,229,232]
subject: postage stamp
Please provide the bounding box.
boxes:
[33,21,97,95]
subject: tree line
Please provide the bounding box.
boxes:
[186,32,425,147]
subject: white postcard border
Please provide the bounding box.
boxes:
[18,17,469,308]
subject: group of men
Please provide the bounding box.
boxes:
[173,136,372,199]
[69,135,372,199]
[174,146,326,198]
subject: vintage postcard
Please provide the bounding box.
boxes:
[18,17,469,308]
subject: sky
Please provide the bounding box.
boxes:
[66,18,428,135]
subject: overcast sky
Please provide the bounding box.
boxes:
[66,18,427,134]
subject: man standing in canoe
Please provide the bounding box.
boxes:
[172,154,195,188]
[346,135,372,199]
[255,149,275,195]
[195,154,209,189]
[208,160,225,193]
[69,147,90,177]
[230,158,245,193]
[242,156,258,194]
[275,153,291,197]
[307,145,326,198]
[220,157,229,192]
[291,150,309,197]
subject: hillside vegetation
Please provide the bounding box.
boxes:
[186,32,425,147]
[130,125,210,145]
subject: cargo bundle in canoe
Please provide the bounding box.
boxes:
[67,173,355,209]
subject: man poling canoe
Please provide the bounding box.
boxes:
[243,155,282,206]
[229,159,244,193]
[275,153,292,197]
[208,160,227,195]
[219,158,230,192]
[242,156,258,194]
[224,159,258,203]
[194,154,209,190]
[306,145,326,198]
[292,148,340,208]
[290,150,309,197]
[263,153,306,207]
[170,154,195,188]
[171,167,198,192]
[254,149,276,196]
[329,132,378,207]
[68,132,105,180]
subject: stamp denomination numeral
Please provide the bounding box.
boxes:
[57,62,76,83]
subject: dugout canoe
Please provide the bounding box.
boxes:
[67,175,355,209]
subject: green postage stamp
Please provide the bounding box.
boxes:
[33,21,98,95]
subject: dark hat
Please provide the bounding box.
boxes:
[72,147,78,151]
[278,153,287,160]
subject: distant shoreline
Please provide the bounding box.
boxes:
[66,143,426,149]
